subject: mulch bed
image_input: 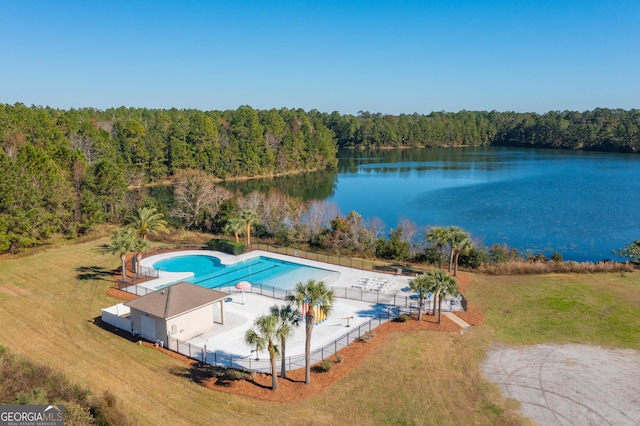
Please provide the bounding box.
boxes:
[106,287,138,301]
[452,272,485,326]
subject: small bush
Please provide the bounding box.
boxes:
[551,252,563,263]
[394,314,411,322]
[335,354,344,364]
[208,366,251,381]
[319,359,334,372]
[207,239,246,255]
[14,388,48,405]
[62,401,95,426]
[356,331,376,343]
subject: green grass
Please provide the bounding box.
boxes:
[467,272,640,348]
[0,238,637,424]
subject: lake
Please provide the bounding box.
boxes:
[222,147,640,262]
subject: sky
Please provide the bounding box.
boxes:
[1,0,638,115]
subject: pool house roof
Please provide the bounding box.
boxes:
[125,282,227,319]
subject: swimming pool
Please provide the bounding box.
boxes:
[153,255,338,290]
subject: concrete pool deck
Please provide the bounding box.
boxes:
[186,292,393,360]
[136,250,415,356]
[136,249,415,294]
[114,250,462,361]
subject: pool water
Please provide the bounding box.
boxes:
[153,255,337,290]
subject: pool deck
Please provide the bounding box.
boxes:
[188,292,392,360]
[115,250,461,361]
[136,249,414,294]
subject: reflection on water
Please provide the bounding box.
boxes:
[220,168,338,200]
[221,147,640,261]
[150,147,640,262]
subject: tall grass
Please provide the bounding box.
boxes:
[479,259,634,275]
[0,345,132,425]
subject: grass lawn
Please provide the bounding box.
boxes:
[467,272,640,349]
[0,238,637,424]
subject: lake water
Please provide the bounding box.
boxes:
[223,147,640,262]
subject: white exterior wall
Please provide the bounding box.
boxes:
[129,310,167,344]
[167,304,216,341]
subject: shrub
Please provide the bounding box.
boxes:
[207,239,246,255]
[489,243,519,263]
[319,359,334,372]
[416,247,440,265]
[395,313,411,322]
[459,247,488,268]
[0,347,131,424]
[335,354,344,364]
[15,388,48,405]
[208,366,252,381]
[375,228,409,261]
[356,331,376,343]
[529,252,548,263]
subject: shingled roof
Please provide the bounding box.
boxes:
[125,282,228,319]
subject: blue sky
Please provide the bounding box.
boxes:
[1,0,638,114]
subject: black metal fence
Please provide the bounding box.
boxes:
[167,306,403,374]
[117,243,468,373]
[162,284,466,374]
[250,243,404,274]
[117,274,467,310]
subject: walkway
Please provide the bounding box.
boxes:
[443,312,471,329]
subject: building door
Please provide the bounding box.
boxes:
[140,315,156,342]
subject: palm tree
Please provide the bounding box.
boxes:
[125,207,169,240]
[426,226,449,269]
[425,269,459,324]
[285,279,335,384]
[97,228,137,283]
[132,237,151,276]
[223,216,245,243]
[452,236,472,277]
[409,273,435,320]
[446,226,473,276]
[240,210,259,246]
[244,315,281,391]
[270,304,301,379]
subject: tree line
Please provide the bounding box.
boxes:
[316,108,640,152]
[0,103,337,251]
[1,102,639,253]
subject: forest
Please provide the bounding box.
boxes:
[0,103,638,254]
[318,108,640,151]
